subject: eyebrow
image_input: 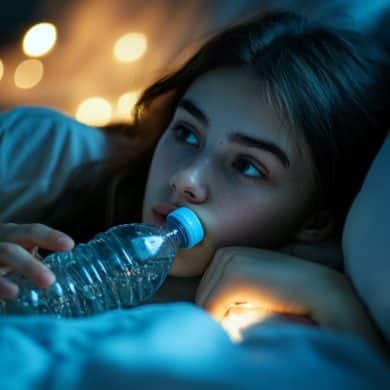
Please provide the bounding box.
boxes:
[229,133,290,168]
[177,98,290,168]
[178,98,209,126]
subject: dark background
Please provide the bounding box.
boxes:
[0,0,389,123]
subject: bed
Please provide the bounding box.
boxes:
[0,2,389,389]
[1,302,389,389]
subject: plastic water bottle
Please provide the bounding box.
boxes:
[0,207,204,317]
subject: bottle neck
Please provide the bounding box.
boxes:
[163,220,189,249]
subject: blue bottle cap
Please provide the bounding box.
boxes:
[166,207,204,248]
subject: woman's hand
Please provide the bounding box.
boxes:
[196,247,386,353]
[0,223,74,299]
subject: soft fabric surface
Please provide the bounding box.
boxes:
[343,132,390,341]
[0,106,132,223]
[0,303,388,389]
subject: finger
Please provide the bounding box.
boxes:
[204,288,252,322]
[2,223,74,252]
[0,243,56,288]
[29,246,43,260]
[275,313,316,325]
[0,276,19,299]
[0,266,11,276]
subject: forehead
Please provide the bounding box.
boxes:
[184,68,269,122]
[181,68,301,158]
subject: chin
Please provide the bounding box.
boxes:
[168,267,201,277]
[168,258,199,277]
[168,268,189,277]
[168,246,212,277]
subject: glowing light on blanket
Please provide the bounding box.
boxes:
[22,23,57,57]
[221,302,272,342]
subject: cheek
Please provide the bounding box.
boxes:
[145,144,176,194]
[149,149,171,179]
[208,189,305,248]
[211,207,265,247]
[148,138,188,182]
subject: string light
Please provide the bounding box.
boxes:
[14,59,44,89]
[113,32,147,62]
[116,91,140,121]
[76,97,112,126]
[22,22,57,57]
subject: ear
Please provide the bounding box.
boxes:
[293,210,335,243]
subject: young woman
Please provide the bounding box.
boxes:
[0,11,388,352]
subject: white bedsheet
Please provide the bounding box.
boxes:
[0,302,388,389]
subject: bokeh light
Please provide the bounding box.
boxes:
[0,59,3,81]
[76,97,112,126]
[23,23,57,57]
[14,59,44,89]
[113,32,147,62]
[117,91,140,121]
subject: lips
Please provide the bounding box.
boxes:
[151,203,178,225]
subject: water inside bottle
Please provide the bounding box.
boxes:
[0,223,178,317]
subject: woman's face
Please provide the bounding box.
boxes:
[142,68,317,277]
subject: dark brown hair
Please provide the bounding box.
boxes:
[48,10,390,243]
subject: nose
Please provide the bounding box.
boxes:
[169,161,209,204]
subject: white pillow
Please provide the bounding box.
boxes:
[342,132,390,342]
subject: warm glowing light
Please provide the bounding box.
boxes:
[14,59,44,89]
[220,302,272,342]
[117,91,140,120]
[76,97,112,126]
[113,32,147,62]
[0,59,3,81]
[23,22,57,57]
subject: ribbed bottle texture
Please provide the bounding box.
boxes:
[0,207,204,317]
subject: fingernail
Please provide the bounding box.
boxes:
[43,269,56,285]
[57,236,73,248]
[3,282,19,298]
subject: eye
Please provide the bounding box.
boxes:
[232,156,267,179]
[172,122,200,147]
